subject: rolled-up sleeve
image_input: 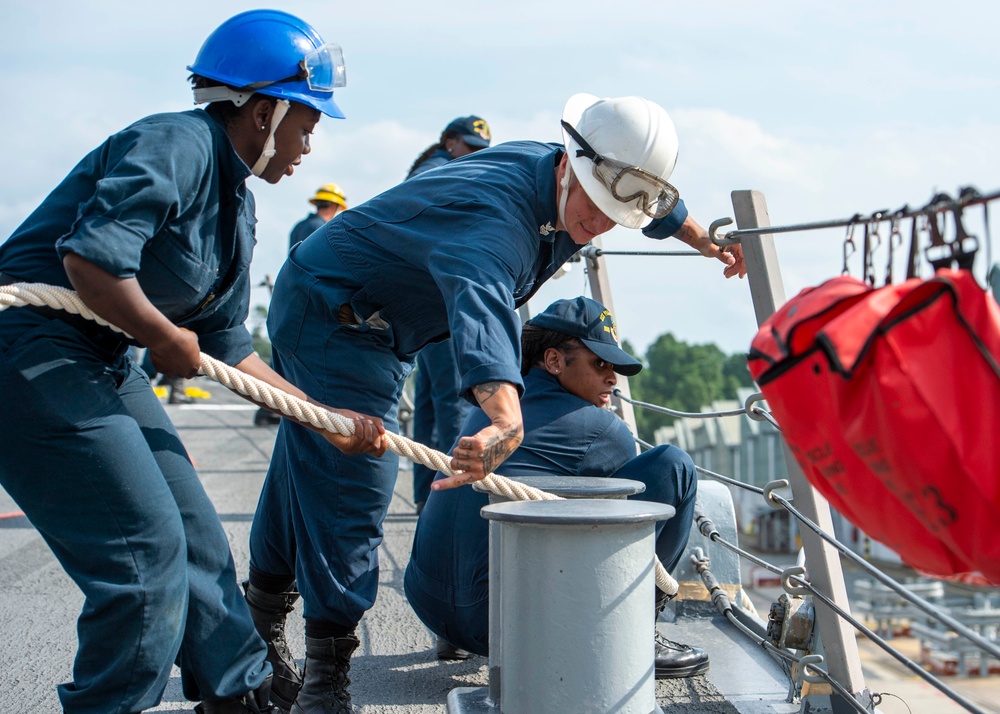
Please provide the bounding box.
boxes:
[641,198,689,240]
[56,121,212,277]
[196,324,255,366]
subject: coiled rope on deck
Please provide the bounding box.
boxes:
[0,282,678,597]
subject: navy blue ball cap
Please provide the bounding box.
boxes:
[527,296,642,376]
[444,115,492,148]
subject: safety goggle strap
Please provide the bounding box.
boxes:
[561,120,602,165]
[243,43,346,93]
[560,120,678,220]
[193,86,255,107]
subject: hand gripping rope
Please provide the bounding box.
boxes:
[0,282,679,597]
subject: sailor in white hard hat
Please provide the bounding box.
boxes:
[246,92,744,708]
[558,93,743,276]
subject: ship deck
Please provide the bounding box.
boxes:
[1,380,997,713]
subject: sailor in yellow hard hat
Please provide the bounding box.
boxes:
[289,183,348,251]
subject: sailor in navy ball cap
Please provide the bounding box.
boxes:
[525,296,642,376]
[406,113,495,513]
[406,295,708,677]
[444,115,492,148]
[407,115,493,178]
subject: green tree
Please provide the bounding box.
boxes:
[625,333,754,442]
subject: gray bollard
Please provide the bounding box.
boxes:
[451,498,673,714]
[485,475,645,707]
[488,474,646,502]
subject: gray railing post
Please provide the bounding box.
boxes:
[584,236,639,442]
[731,189,867,705]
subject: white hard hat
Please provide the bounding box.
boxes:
[561,93,680,229]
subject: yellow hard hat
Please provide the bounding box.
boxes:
[309,183,348,209]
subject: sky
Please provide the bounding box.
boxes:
[1,1,998,355]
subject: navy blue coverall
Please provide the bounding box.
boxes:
[403,368,698,656]
[410,341,473,507]
[248,141,690,633]
[0,109,269,713]
[405,146,473,508]
[289,212,326,252]
[407,147,451,178]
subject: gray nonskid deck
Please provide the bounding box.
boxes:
[0,379,790,713]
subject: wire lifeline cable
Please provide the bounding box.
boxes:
[633,381,989,712]
[616,388,778,431]
[644,388,1000,660]
[688,548,874,714]
[764,487,1000,662]
[0,281,680,597]
[697,447,1000,678]
[708,187,1000,247]
[693,514,988,714]
[783,570,990,714]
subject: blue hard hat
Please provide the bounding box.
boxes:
[188,9,346,118]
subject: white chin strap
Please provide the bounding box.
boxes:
[251,99,291,177]
[558,161,573,229]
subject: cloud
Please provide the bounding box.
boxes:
[673,109,829,192]
[3,0,999,359]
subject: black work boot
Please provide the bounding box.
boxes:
[435,636,471,661]
[195,674,274,713]
[244,581,303,711]
[654,589,709,679]
[290,634,360,714]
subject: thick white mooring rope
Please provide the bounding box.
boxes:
[0,282,678,597]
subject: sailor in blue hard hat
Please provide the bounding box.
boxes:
[0,10,382,714]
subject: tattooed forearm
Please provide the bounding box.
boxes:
[481,424,522,475]
[674,221,705,246]
[473,381,507,407]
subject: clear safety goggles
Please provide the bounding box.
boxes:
[561,120,679,220]
[247,43,347,92]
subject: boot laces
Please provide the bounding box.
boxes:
[654,631,692,653]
